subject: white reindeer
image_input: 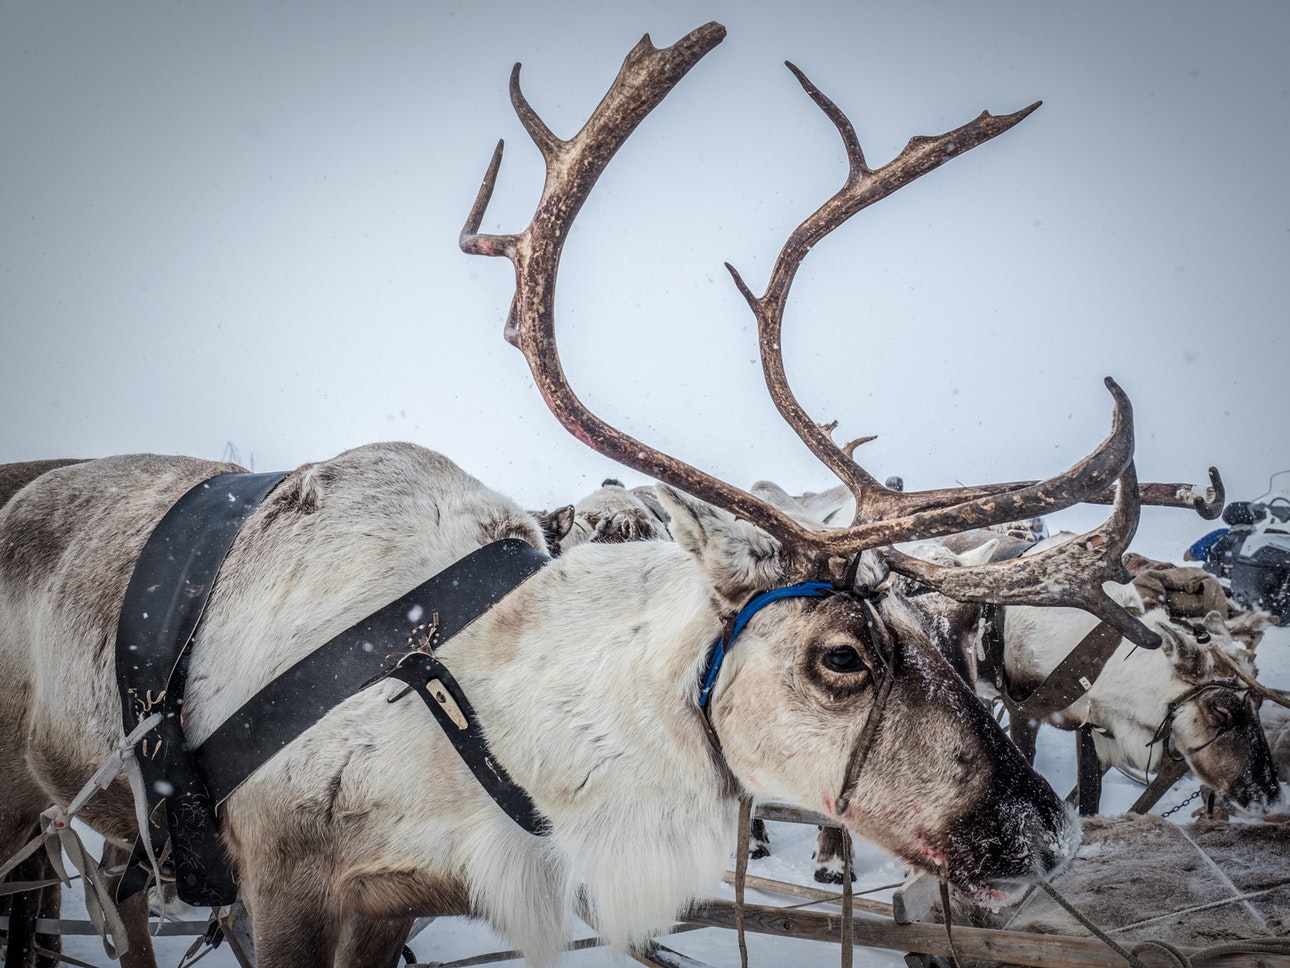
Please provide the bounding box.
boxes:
[995,596,1279,810]
[0,23,1223,968]
[897,530,1282,814]
[536,478,670,556]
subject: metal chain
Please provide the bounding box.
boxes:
[1160,789,1201,819]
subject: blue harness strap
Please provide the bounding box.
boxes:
[697,581,836,709]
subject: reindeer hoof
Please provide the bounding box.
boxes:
[748,842,771,860]
[813,865,855,884]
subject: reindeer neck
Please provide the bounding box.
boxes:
[439,540,734,795]
[434,540,741,947]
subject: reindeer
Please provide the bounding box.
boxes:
[991,597,1280,813]
[0,23,1225,968]
[535,478,670,555]
[889,530,1283,816]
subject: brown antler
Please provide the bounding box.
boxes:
[885,463,1165,648]
[461,23,1213,643]
[1211,646,1290,711]
[462,24,830,554]
[956,466,1224,520]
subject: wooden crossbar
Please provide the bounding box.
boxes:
[680,899,1290,968]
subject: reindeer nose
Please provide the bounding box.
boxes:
[1032,841,1066,877]
[1032,802,1081,877]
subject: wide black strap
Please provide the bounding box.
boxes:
[1008,618,1124,718]
[193,538,549,815]
[977,603,1009,696]
[115,470,288,906]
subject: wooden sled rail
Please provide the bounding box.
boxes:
[680,899,1290,968]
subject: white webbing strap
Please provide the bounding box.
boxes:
[0,711,165,960]
[36,802,131,960]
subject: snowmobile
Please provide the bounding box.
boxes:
[1202,470,1290,625]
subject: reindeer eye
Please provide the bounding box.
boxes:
[822,645,865,673]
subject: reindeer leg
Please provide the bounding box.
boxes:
[747,818,770,860]
[335,915,413,968]
[1,813,61,968]
[90,842,158,968]
[115,890,157,968]
[1075,725,1103,816]
[812,826,856,885]
[249,885,340,968]
[2,835,43,968]
[1009,715,1039,765]
[33,862,61,968]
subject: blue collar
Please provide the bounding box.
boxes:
[697,581,836,710]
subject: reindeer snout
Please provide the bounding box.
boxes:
[1030,799,1081,878]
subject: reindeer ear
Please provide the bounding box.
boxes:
[957,538,1000,567]
[630,486,671,529]
[750,480,800,511]
[1159,622,1213,682]
[1229,609,1276,652]
[536,505,575,547]
[656,484,788,607]
[1158,622,1188,661]
[1201,609,1228,639]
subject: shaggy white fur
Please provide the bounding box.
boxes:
[0,444,1078,967]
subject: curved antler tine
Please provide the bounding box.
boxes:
[1211,648,1290,711]
[886,463,1163,649]
[509,63,562,161]
[1137,466,1225,520]
[992,464,1226,521]
[808,377,1133,555]
[784,61,867,177]
[460,139,512,256]
[841,435,877,458]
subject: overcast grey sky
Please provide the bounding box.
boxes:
[3,2,1285,557]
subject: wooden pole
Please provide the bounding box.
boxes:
[1129,756,1190,814]
[681,899,1290,967]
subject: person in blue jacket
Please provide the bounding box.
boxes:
[1184,527,1229,563]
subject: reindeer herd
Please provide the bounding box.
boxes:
[1,21,1285,968]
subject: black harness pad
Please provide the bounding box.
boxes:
[115,471,287,906]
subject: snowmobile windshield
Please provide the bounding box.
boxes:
[1252,470,1290,524]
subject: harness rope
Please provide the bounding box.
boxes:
[839,832,853,968]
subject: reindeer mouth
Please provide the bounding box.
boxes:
[899,843,1057,907]
[900,799,1080,905]
[1221,777,1284,816]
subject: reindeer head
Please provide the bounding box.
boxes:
[461,22,1224,897]
[1157,612,1283,815]
[566,480,671,551]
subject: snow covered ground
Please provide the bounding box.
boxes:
[51,567,1289,968]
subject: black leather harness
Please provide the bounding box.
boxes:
[114,472,549,907]
[193,537,549,829]
[979,603,1125,719]
[115,471,287,905]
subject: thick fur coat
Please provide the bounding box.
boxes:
[0,444,1078,967]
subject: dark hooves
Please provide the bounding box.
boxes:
[813,866,856,884]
